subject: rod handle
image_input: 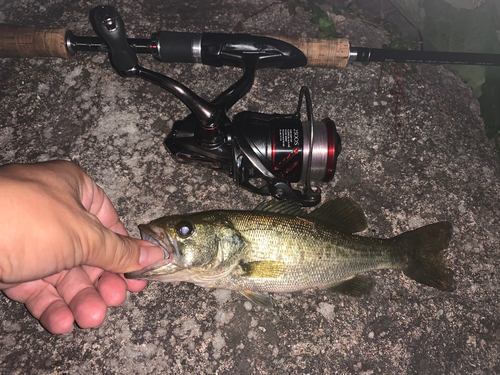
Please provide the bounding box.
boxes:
[268,36,350,69]
[0,24,71,58]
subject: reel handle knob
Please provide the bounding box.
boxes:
[90,5,137,73]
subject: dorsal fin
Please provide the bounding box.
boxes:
[254,199,305,216]
[307,197,367,233]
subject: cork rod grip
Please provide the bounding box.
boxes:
[271,36,350,69]
[0,24,70,58]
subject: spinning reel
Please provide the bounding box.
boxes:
[90,6,341,206]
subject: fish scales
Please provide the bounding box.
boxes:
[220,210,401,293]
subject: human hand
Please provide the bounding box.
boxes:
[0,160,165,334]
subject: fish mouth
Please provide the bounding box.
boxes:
[138,224,178,259]
[123,225,179,281]
[140,232,169,258]
[124,224,179,280]
[124,257,176,281]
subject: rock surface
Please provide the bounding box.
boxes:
[1,1,499,374]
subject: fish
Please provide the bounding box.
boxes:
[125,197,454,308]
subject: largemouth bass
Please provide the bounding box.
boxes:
[125,198,454,308]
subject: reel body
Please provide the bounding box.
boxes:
[231,107,340,205]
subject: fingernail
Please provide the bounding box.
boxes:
[139,245,166,266]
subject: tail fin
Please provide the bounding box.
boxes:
[396,221,454,291]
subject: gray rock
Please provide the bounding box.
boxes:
[1,1,499,374]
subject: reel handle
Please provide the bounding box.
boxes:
[90,5,138,73]
[0,24,71,58]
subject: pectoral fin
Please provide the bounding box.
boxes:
[239,290,274,309]
[240,261,285,279]
[323,275,374,297]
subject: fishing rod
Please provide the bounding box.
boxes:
[2,18,500,68]
[1,6,498,206]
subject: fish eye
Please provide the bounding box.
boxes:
[175,220,194,238]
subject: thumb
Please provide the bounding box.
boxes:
[85,229,166,273]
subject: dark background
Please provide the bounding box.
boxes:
[0,1,499,374]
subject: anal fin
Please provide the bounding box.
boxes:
[323,275,374,297]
